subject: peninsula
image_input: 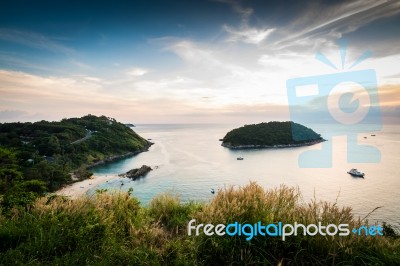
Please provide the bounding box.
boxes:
[0,115,151,208]
[221,121,324,149]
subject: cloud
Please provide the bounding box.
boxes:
[0,70,110,121]
[0,70,101,99]
[126,67,149,76]
[0,109,45,122]
[0,69,252,123]
[70,59,93,70]
[216,0,274,44]
[378,84,400,108]
[0,28,74,55]
[213,0,253,19]
[167,40,221,67]
[0,63,294,124]
[0,52,63,73]
[153,33,400,111]
[83,76,102,82]
[0,109,28,120]
[276,0,400,47]
[223,25,275,44]
[1,1,399,124]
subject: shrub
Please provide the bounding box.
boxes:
[194,182,400,265]
[0,183,399,265]
[149,192,201,232]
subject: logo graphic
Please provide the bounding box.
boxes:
[286,40,381,168]
[187,219,384,241]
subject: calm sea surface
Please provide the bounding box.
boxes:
[90,123,400,227]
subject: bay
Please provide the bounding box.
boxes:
[90,123,400,228]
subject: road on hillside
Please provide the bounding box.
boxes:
[70,129,93,144]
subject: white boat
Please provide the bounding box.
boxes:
[347,168,365,177]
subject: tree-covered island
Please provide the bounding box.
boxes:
[0,115,152,210]
[222,121,324,149]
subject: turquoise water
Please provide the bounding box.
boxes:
[90,123,400,228]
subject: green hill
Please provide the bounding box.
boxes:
[0,115,151,210]
[222,121,324,148]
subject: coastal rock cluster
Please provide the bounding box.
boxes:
[119,165,152,180]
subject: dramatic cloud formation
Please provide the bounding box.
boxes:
[0,0,399,123]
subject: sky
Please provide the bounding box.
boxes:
[0,0,399,124]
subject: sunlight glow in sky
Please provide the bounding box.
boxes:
[0,0,399,123]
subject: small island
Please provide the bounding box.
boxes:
[221,121,324,149]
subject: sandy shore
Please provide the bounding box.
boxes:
[55,175,120,199]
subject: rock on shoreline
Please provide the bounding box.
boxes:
[119,165,152,180]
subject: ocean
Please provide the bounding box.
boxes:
[90,123,400,228]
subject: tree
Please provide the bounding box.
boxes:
[0,148,23,192]
[47,135,61,155]
[32,161,69,191]
[1,180,47,211]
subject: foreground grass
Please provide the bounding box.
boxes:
[0,183,399,265]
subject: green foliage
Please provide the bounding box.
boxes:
[195,183,400,265]
[0,193,155,265]
[95,188,108,194]
[149,193,201,231]
[0,115,149,170]
[0,148,23,192]
[0,184,398,265]
[222,121,323,147]
[383,222,399,238]
[75,166,93,180]
[2,180,47,211]
[0,115,150,211]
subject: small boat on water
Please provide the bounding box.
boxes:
[347,168,365,177]
[237,157,244,160]
[211,188,215,194]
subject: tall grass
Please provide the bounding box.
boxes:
[195,182,399,265]
[0,183,399,265]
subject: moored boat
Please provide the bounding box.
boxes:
[347,168,365,177]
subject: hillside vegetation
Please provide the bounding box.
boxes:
[0,115,150,210]
[0,183,398,265]
[222,121,323,148]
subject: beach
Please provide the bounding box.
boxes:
[55,175,120,199]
